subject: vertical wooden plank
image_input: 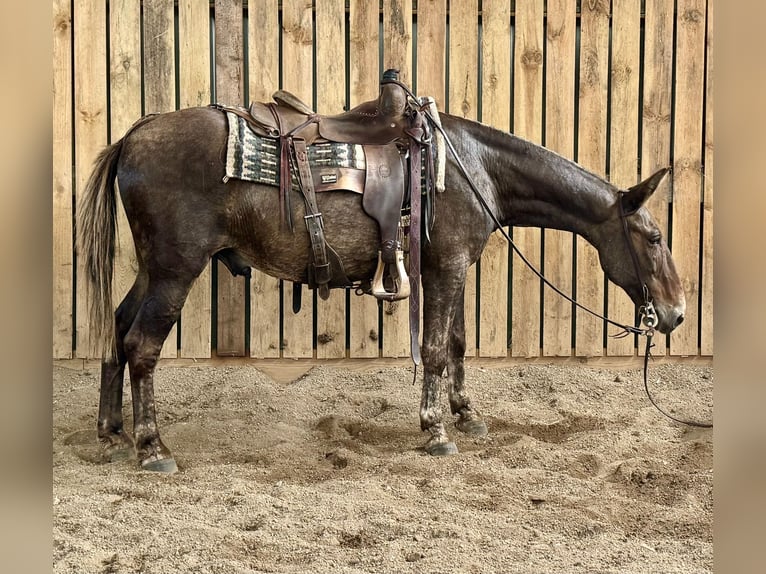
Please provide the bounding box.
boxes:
[381,0,412,358]
[179,0,213,358]
[607,0,640,356]
[215,0,247,356]
[416,0,446,109]
[478,0,510,358]
[315,0,348,359]
[447,0,479,120]
[74,0,107,358]
[348,0,382,358]
[511,0,543,358]
[642,0,674,243]
[542,0,576,357]
[415,0,446,361]
[416,0,445,363]
[700,0,714,355]
[179,0,212,109]
[143,0,179,358]
[109,0,142,362]
[383,0,412,85]
[641,0,674,357]
[53,0,73,358]
[449,0,479,358]
[143,0,176,113]
[247,0,281,358]
[575,0,609,357]
[281,0,315,358]
[248,0,279,102]
[670,0,706,356]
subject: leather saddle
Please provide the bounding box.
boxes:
[220,69,430,304]
[248,87,410,147]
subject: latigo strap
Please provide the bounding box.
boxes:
[292,138,332,300]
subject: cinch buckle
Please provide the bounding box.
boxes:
[304,212,324,230]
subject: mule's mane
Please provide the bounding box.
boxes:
[442,114,619,233]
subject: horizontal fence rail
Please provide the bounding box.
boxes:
[53,0,713,360]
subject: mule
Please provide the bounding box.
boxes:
[77,105,685,472]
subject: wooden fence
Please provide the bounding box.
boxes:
[52,0,713,360]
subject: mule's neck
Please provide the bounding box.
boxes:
[455,118,619,242]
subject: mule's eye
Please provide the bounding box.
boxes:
[648,232,662,245]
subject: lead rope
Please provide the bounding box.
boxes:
[640,331,713,428]
[392,86,713,428]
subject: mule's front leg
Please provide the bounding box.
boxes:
[420,361,458,456]
[419,277,461,456]
[447,300,488,437]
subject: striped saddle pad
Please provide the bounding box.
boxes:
[223,111,366,188]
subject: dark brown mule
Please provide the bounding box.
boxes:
[78,106,685,472]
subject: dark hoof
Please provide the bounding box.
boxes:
[455,417,489,437]
[425,441,459,456]
[141,457,178,474]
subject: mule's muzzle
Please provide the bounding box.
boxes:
[654,305,686,334]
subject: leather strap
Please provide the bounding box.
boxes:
[269,103,294,232]
[292,138,331,299]
[406,117,424,365]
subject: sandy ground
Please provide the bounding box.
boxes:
[53,359,712,574]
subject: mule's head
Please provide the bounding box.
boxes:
[595,168,686,334]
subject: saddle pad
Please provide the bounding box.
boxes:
[223,112,365,187]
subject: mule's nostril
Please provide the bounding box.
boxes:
[674,314,685,328]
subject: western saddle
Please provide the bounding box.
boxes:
[215,69,441,363]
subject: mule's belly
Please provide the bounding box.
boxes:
[227,185,383,284]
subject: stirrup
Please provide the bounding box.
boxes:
[371,250,410,301]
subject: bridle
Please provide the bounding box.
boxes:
[618,192,712,429]
[388,80,712,429]
[617,192,659,333]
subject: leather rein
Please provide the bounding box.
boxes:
[389,80,712,430]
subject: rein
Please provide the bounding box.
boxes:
[388,79,712,429]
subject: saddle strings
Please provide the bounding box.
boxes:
[394,84,713,429]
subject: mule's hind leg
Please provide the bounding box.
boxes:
[123,277,193,473]
[447,294,488,437]
[97,274,148,461]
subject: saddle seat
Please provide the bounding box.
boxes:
[247,70,410,146]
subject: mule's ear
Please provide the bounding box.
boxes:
[620,167,670,215]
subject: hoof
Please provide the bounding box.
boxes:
[455,417,489,437]
[425,440,459,456]
[141,457,178,474]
